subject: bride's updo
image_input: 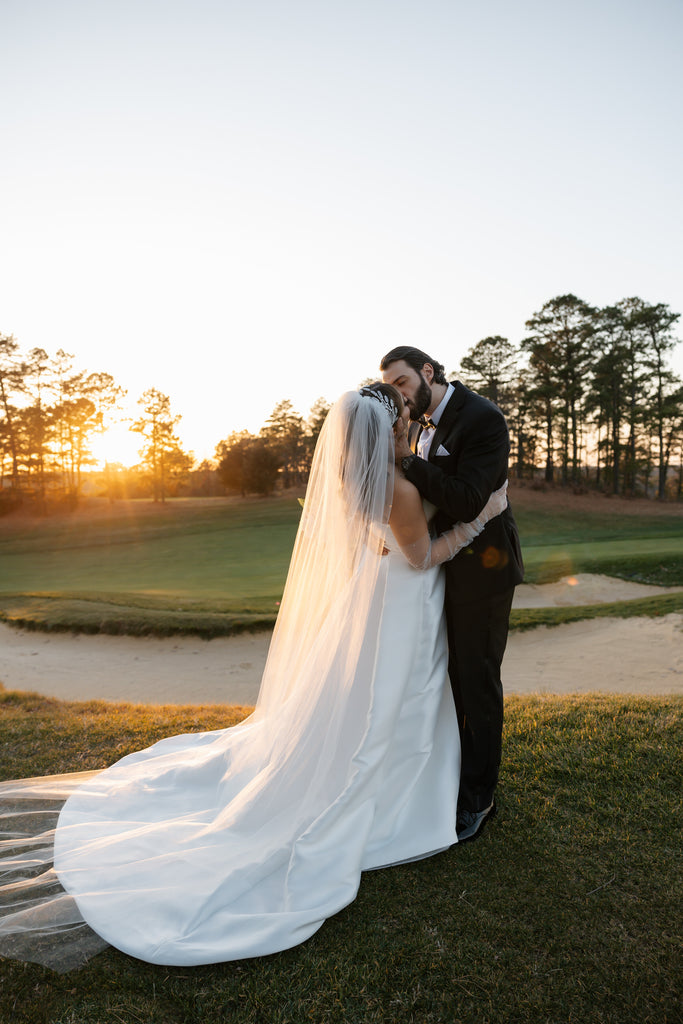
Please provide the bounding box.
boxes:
[357,382,404,427]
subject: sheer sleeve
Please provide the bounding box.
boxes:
[396,481,509,570]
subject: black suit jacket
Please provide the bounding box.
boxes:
[404,381,524,604]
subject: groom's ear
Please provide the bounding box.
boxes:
[422,362,434,384]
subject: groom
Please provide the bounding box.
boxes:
[380,346,523,842]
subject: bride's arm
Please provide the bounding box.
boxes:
[390,476,508,570]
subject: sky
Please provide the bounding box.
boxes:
[2,0,682,464]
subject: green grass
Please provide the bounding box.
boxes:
[522,538,683,587]
[0,497,300,600]
[1,491,682,636]
[511,500,683,547]
[512,487,683,587]
[1,690,681,1023]
[0,594,279,637]
[0,497,300,634]
[509,591,683,631]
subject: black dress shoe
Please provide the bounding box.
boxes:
[456,800,497,843]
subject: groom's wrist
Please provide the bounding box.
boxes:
[401,454,417,476]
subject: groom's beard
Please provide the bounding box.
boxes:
[407,375,432,421]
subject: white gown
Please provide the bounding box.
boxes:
[51,534,459,967]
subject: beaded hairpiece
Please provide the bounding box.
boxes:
[358,386,399,425]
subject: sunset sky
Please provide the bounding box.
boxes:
[2,0,682,464]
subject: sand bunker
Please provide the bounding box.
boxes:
[1,575,681,705]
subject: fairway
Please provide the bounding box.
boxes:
[1,488,682,635]
[0,497,301,611]
[523,535,683,584]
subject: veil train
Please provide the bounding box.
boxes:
[0,392,400,971]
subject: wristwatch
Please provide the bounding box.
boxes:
[401,454,417,475]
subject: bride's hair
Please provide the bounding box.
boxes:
[357,382,404,427]
[335,385,399,525]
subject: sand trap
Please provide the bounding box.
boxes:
[1,575,681,705]
[513,572,683,607]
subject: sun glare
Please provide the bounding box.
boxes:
[90,425,141,469]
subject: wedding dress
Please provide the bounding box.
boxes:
[0,390,506,971]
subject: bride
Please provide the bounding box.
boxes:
[0,383,508,972]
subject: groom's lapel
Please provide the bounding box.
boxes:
[428,383,465,462]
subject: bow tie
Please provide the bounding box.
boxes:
[420,417,437,430]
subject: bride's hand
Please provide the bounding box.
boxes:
[392,402,412,464]
[393,417,412,463]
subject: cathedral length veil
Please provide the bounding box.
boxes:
[0,391,397,972]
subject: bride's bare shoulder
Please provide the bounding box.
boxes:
[392,473,420,502]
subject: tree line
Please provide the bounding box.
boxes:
[458,295,682,500]
[0,333,331,510]
[0,336,195,510]
[1,291,681,511]
[215,294,683,502]
[214,398,330,497]
[218,293,683,501]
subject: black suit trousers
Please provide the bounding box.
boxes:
[444,584,515,813]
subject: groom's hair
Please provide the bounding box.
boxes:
[380,346,448,386]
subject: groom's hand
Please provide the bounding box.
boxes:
[394,432,412,463]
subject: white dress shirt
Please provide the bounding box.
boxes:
[417,383,454,460]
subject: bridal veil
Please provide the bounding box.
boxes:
[0,390,400,971]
